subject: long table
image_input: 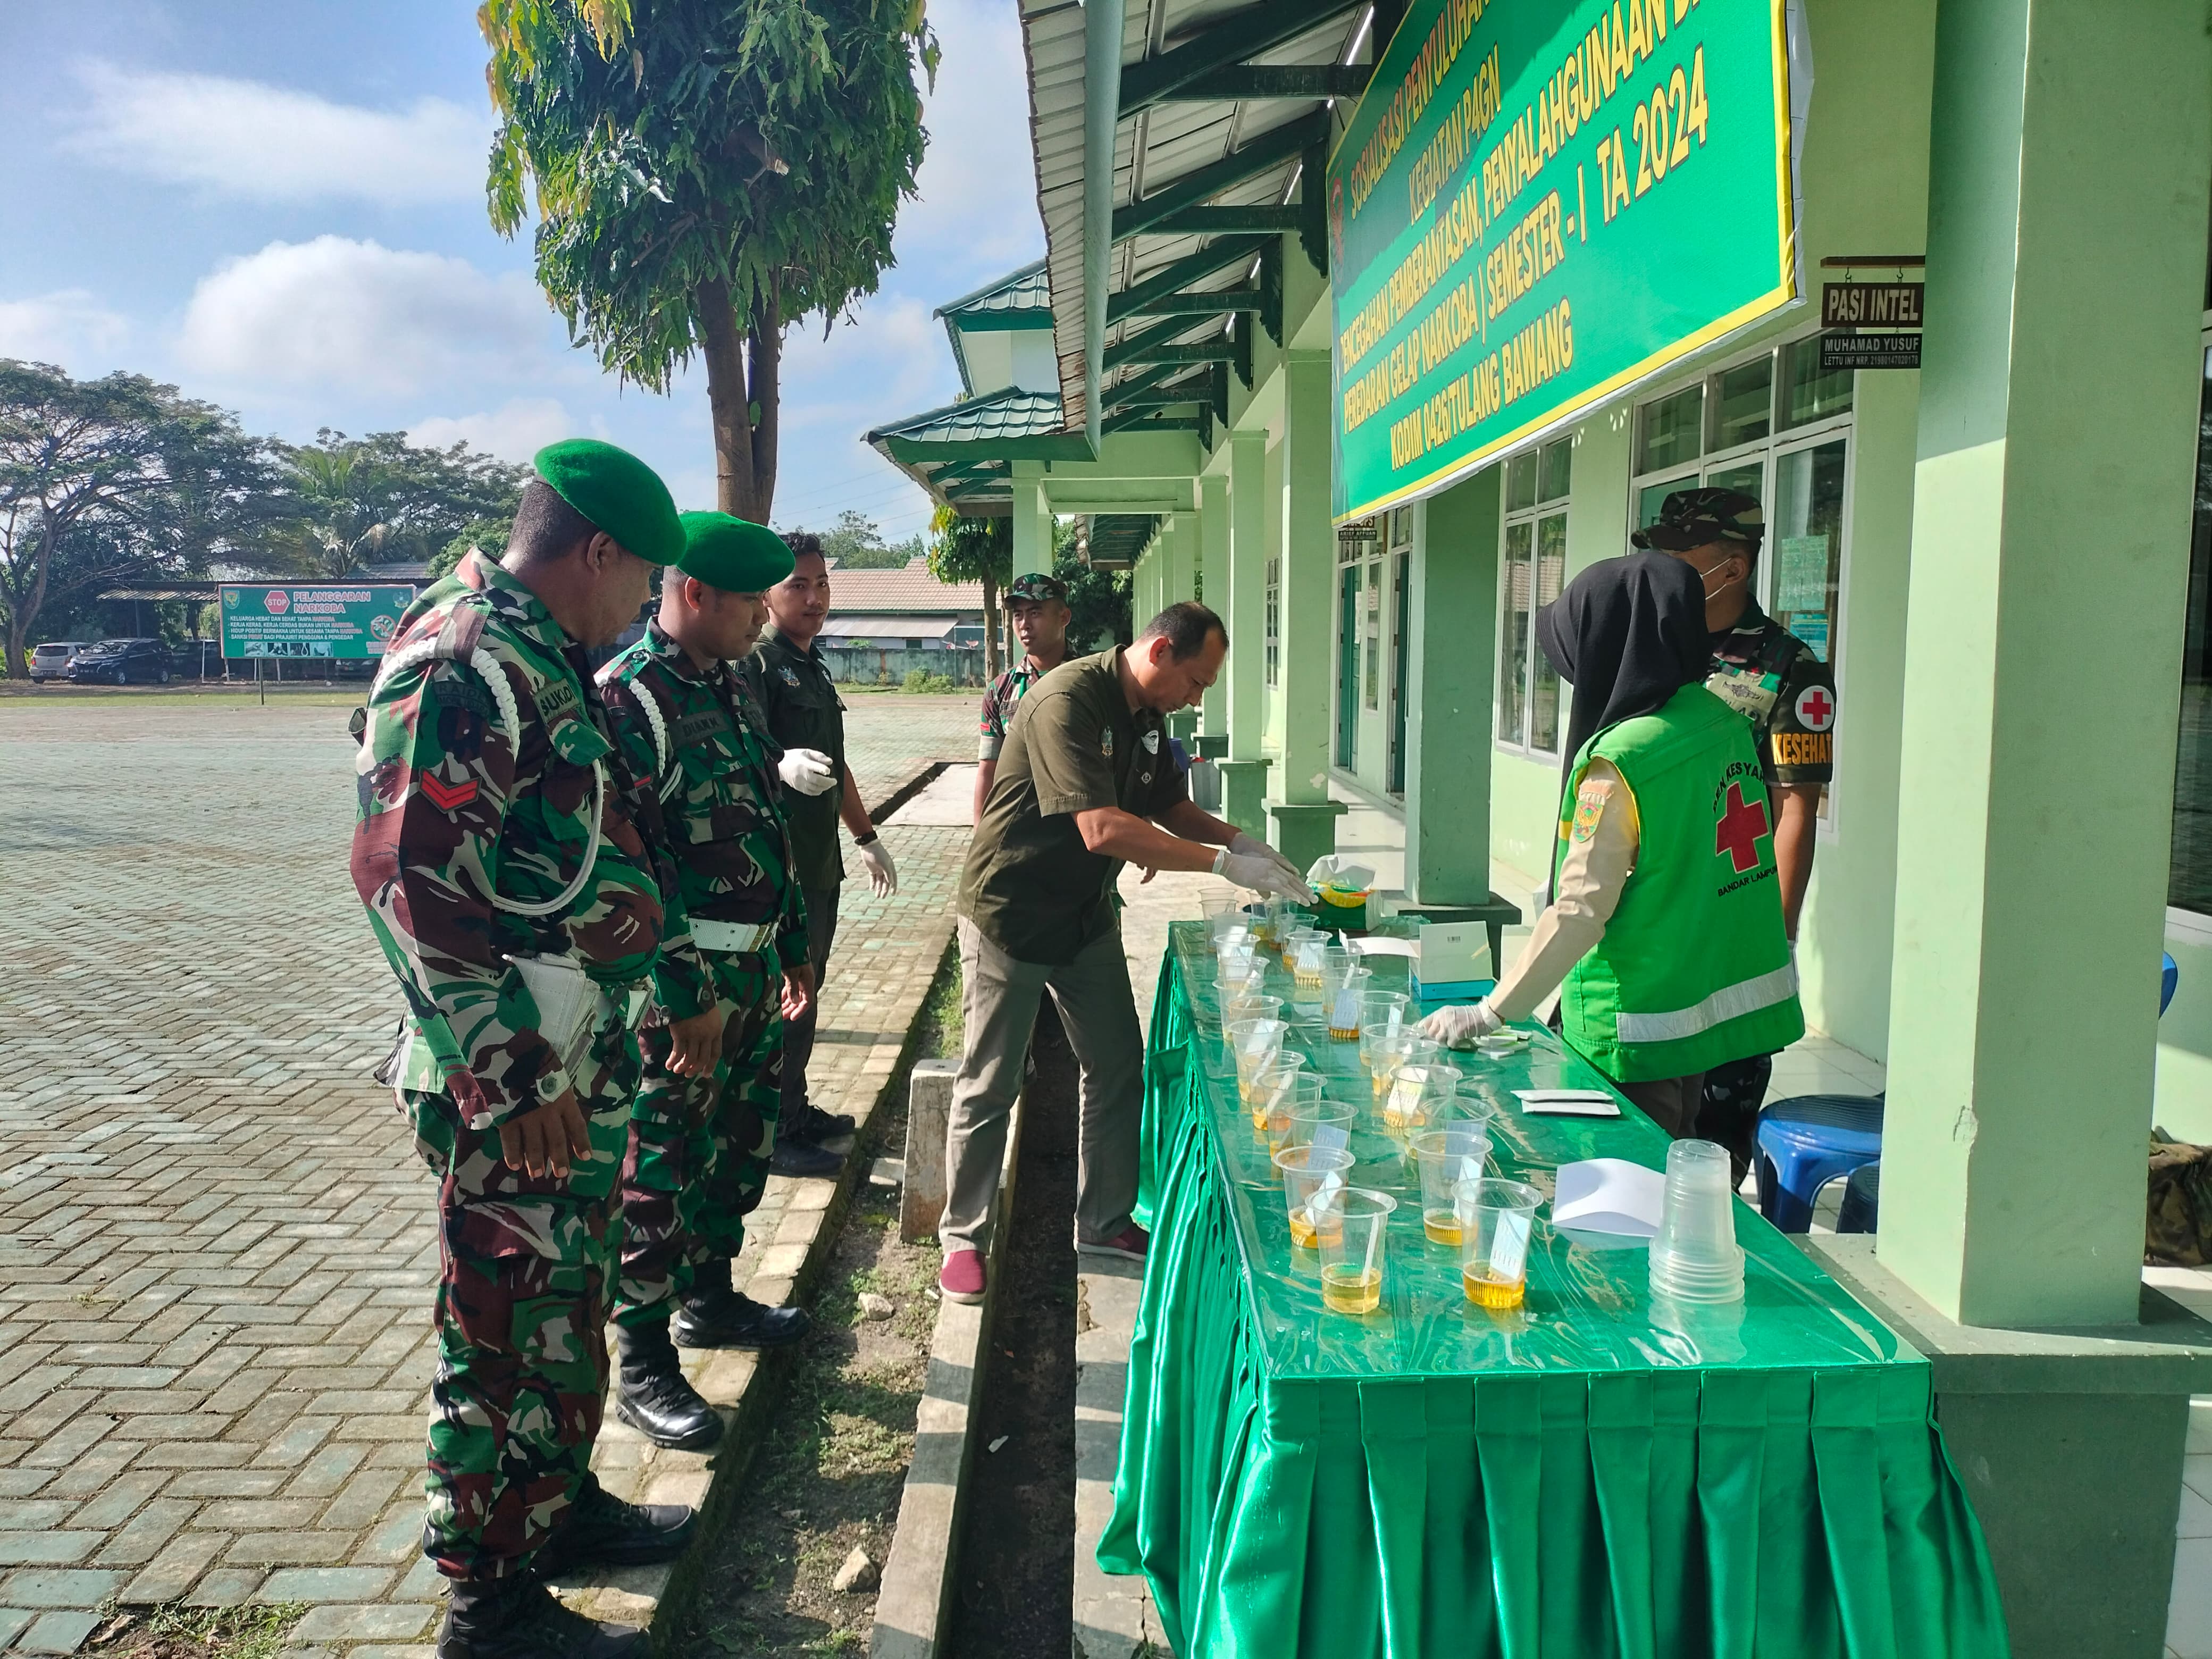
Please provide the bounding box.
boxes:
[1097,924,2009,1658]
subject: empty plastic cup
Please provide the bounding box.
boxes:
[1250,1065,1321,1136]
[1279,1097,1358,1157]
[1316,1188,1396,1314]
[1456,1177,1544,1309]
[1411,1125,1492,1244]
[1358,991,1410,1046]
[1275,1144,1356,1251]
[1384,1061,1461,1134]
[1648,1139,1745,1304]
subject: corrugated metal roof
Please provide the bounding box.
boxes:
[823,566,988,614]
[865,386,1067,449]
[1021,0,1371,434]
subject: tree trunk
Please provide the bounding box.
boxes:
[1,516,58,679]
[748,283,781,523]
[981,570,1001,680]
[697,277,763,521]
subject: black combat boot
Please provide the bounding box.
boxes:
[437,1571,647,1659]
[767,1135,841,1177]
[532,1472,697,1578]
[670,1259,811,1349]
[612,1322,725,1452]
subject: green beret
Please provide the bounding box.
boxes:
[675,512,795,593]
[532,439,683,565]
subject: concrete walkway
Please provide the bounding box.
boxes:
[0,694,974,1655]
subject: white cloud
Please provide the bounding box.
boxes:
[178,237,562,400]
[66,60,489,206]
[896,0,1046,266]
[0,290,130,373]
[410,398,581,464]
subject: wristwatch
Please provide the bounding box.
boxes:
[854,829,879,847]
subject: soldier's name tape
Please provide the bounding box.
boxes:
[689,918,777,956]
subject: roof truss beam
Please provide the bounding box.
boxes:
[1153,63,1372,101]
[1126,287,1262,316]
[1139,205,1301,236]
[1110,110,1328,243]
[1106,237,1272,324]
[1117,0,1368,115]
[1103,314,1219,370]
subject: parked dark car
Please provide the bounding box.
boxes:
[171,641,226,680]
[69,638,173,685]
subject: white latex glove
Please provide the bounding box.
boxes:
[776,748,839,797]
[1420,1000,1502,1048]
[857,837,898,898]
[1214,846,1315,902]
[1228,831,1303,883]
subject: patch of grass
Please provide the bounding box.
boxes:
[86,1602,307,1659]
[917,942,963,1060]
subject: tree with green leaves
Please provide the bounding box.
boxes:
[1053,517,1132,653]
[260,431,526,579]
[0,360,273,676]
[926,505,1008,678]
[482,0,935,523]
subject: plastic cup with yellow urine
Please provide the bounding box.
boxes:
[1411,1122,1492,1245]
[1455,1177,1544,1310]
[1250,1065,1321,1138]
[1227,1018,1290,1106]
[1321,960,1372,1042]
[1382,1053,1454,1133]
[1274,1144,1355,1252]
[1364,1027,1418,1101]
[1316,1188,1396,1315]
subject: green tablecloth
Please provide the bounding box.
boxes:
[1098,925,2008,1658]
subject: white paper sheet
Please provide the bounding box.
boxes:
[1552,1158,1664,1238]
[1513,1088,1622,1117]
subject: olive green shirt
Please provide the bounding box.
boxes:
[958,649,1187,965]
[743,627,847,890]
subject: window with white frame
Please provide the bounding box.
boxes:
[1629,333,1854,819]
[1495,436,1572,756]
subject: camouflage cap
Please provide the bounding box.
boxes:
[1630,487,1764,552]
[675,512,794,593]
[532,439,684,565]
[1005,572,1069,604]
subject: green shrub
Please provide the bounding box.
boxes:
[901,667,954,694]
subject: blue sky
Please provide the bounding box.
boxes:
[0,0,1043,546]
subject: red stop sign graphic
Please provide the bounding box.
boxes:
[264,590,290,614]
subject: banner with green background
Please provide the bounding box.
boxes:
[1327,0,1797,523]
[219,583,413,659]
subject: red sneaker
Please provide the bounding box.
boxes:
[939,1249,987,1304]
[1076,1225,1149,1263]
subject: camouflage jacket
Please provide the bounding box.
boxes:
[350,552,701,1127]
[598,621,809,1000]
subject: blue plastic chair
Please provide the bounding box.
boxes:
[1755,1093,1885,1233]
[2162,952,2179,1016]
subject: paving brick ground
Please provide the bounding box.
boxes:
[0,690,975,1654]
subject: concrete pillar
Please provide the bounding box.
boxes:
[1878,0,2212,1331]
[1011,471,1051,579]
[1219,433,1272,832]
[1197,473,1229,748]
[1161,514,1200,741]
[1405,473,1499,906]
[1267,352,1345,867]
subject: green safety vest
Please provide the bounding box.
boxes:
[1557,684,1804,1083]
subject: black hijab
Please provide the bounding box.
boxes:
[1537,549,1710,776]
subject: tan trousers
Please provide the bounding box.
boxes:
[940,917,1144,1254]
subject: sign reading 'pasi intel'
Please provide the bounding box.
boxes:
[1327,0,1799,523]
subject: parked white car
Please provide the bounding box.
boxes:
[28,641,85,683]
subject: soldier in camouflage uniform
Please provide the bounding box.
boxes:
[594,513,817,1451]
[351,441,693,1659]
[1636,487,1839,1175]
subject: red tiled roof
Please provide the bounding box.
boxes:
[823,559,987,614]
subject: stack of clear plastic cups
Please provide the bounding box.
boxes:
[1250,1064,1320,1138]
[1275,1144,1355,1251]
[1316,1189,1396,1314]
[1647,1139,1746,1303]
[1383,1060,1461,1135]
[1278,1097,1358,1158]
[1455,1177,1544,1309]
[1321,960,1372,1042]
[1411,1122,1492,1245]
[1227,1017,1289,1107]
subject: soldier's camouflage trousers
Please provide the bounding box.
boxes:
[404,1016,641,1581]
[613,951,785,1329]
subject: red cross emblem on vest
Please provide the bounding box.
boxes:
[1715,782,1771,874]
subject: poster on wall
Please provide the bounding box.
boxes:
[219,584,414,658]
[1327,0,1802,523]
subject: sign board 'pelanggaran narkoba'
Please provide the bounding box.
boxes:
[1327,0,1798,523]
[219,584,414,659]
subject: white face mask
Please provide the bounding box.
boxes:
[1691,552,1745,599]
